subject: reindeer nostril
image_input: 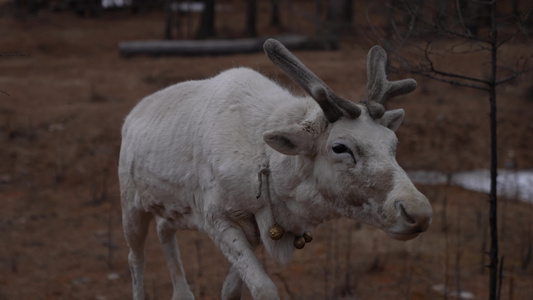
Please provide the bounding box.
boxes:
[398,202,416,225]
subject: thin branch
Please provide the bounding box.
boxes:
[428,67,489,85]
[496,69,533,85]
[449,39,488,54]
[422,42,491,85]
[402,0,491,44]
[365,1,387,46]
[455,0,474,38]
[496,29,522,49]
[471,0,495,5]
[388,42,489,91]
[437,24,492,44]
[410,71,490,91]
[391,10,417,51]
[497,256,504,300]
[517,11,533,38]
[495,55,533,85]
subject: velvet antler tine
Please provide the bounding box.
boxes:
[362,45,417,119]
[383,78,417,99]
[263,39,326,94]
[310,86,344,123]
[263,38,342,122]
[264,38,361,122]
[364,45,388,102]
[331,94,362,119]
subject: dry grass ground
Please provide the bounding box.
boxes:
[1,1,532,299]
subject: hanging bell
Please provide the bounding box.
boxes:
[303,231,313,243]
[269,224,284,240]
[294,236,306,249]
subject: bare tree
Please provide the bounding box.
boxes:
[246,0,257,37]
[382,1,532,299]
[270,0,281,27]
[343,0,354,25]
[327,0,354,35]
[196,0,216,39]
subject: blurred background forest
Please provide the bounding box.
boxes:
[1,0,533,299]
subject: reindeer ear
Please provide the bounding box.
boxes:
[380,109,404,132]
[263,125,316,155]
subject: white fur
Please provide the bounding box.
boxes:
[119,66,432,300]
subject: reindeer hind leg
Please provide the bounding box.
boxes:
[222,265,244,300]
[156,217,195,300]
[122,191,152,300]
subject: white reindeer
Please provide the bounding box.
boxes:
[119,39,432,300]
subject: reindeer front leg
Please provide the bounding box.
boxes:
[205,213,279,300]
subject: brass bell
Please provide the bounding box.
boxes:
[294,236,306,249]
[303,231,313,243]
[269,224,284,240]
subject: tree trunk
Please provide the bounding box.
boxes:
[246,0,257,37]
[196,0,216,39]
[315,0,322,36]
[457,0,478,36]
[343,0,353,25]
[437,0,448,24]
[327,0,343,36]
[488,2,499,300]
[271,0,281,27]
[164,0,172,39]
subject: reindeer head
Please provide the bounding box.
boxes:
[263,39,432,240]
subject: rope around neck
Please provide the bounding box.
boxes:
[255,161,313,249]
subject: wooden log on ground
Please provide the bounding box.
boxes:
[118,35,337,56]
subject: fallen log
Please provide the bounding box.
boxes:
[118,35,336,56]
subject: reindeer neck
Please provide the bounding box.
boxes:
[265,152,338,234]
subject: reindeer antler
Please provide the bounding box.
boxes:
[362,45,417,119]
[264,38,361,123]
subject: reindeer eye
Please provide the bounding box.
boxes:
[332,143,348,153]
[332,143,357,164]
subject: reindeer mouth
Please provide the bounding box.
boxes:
[387,230,423,241]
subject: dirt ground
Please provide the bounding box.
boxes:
[1,1,533,300]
